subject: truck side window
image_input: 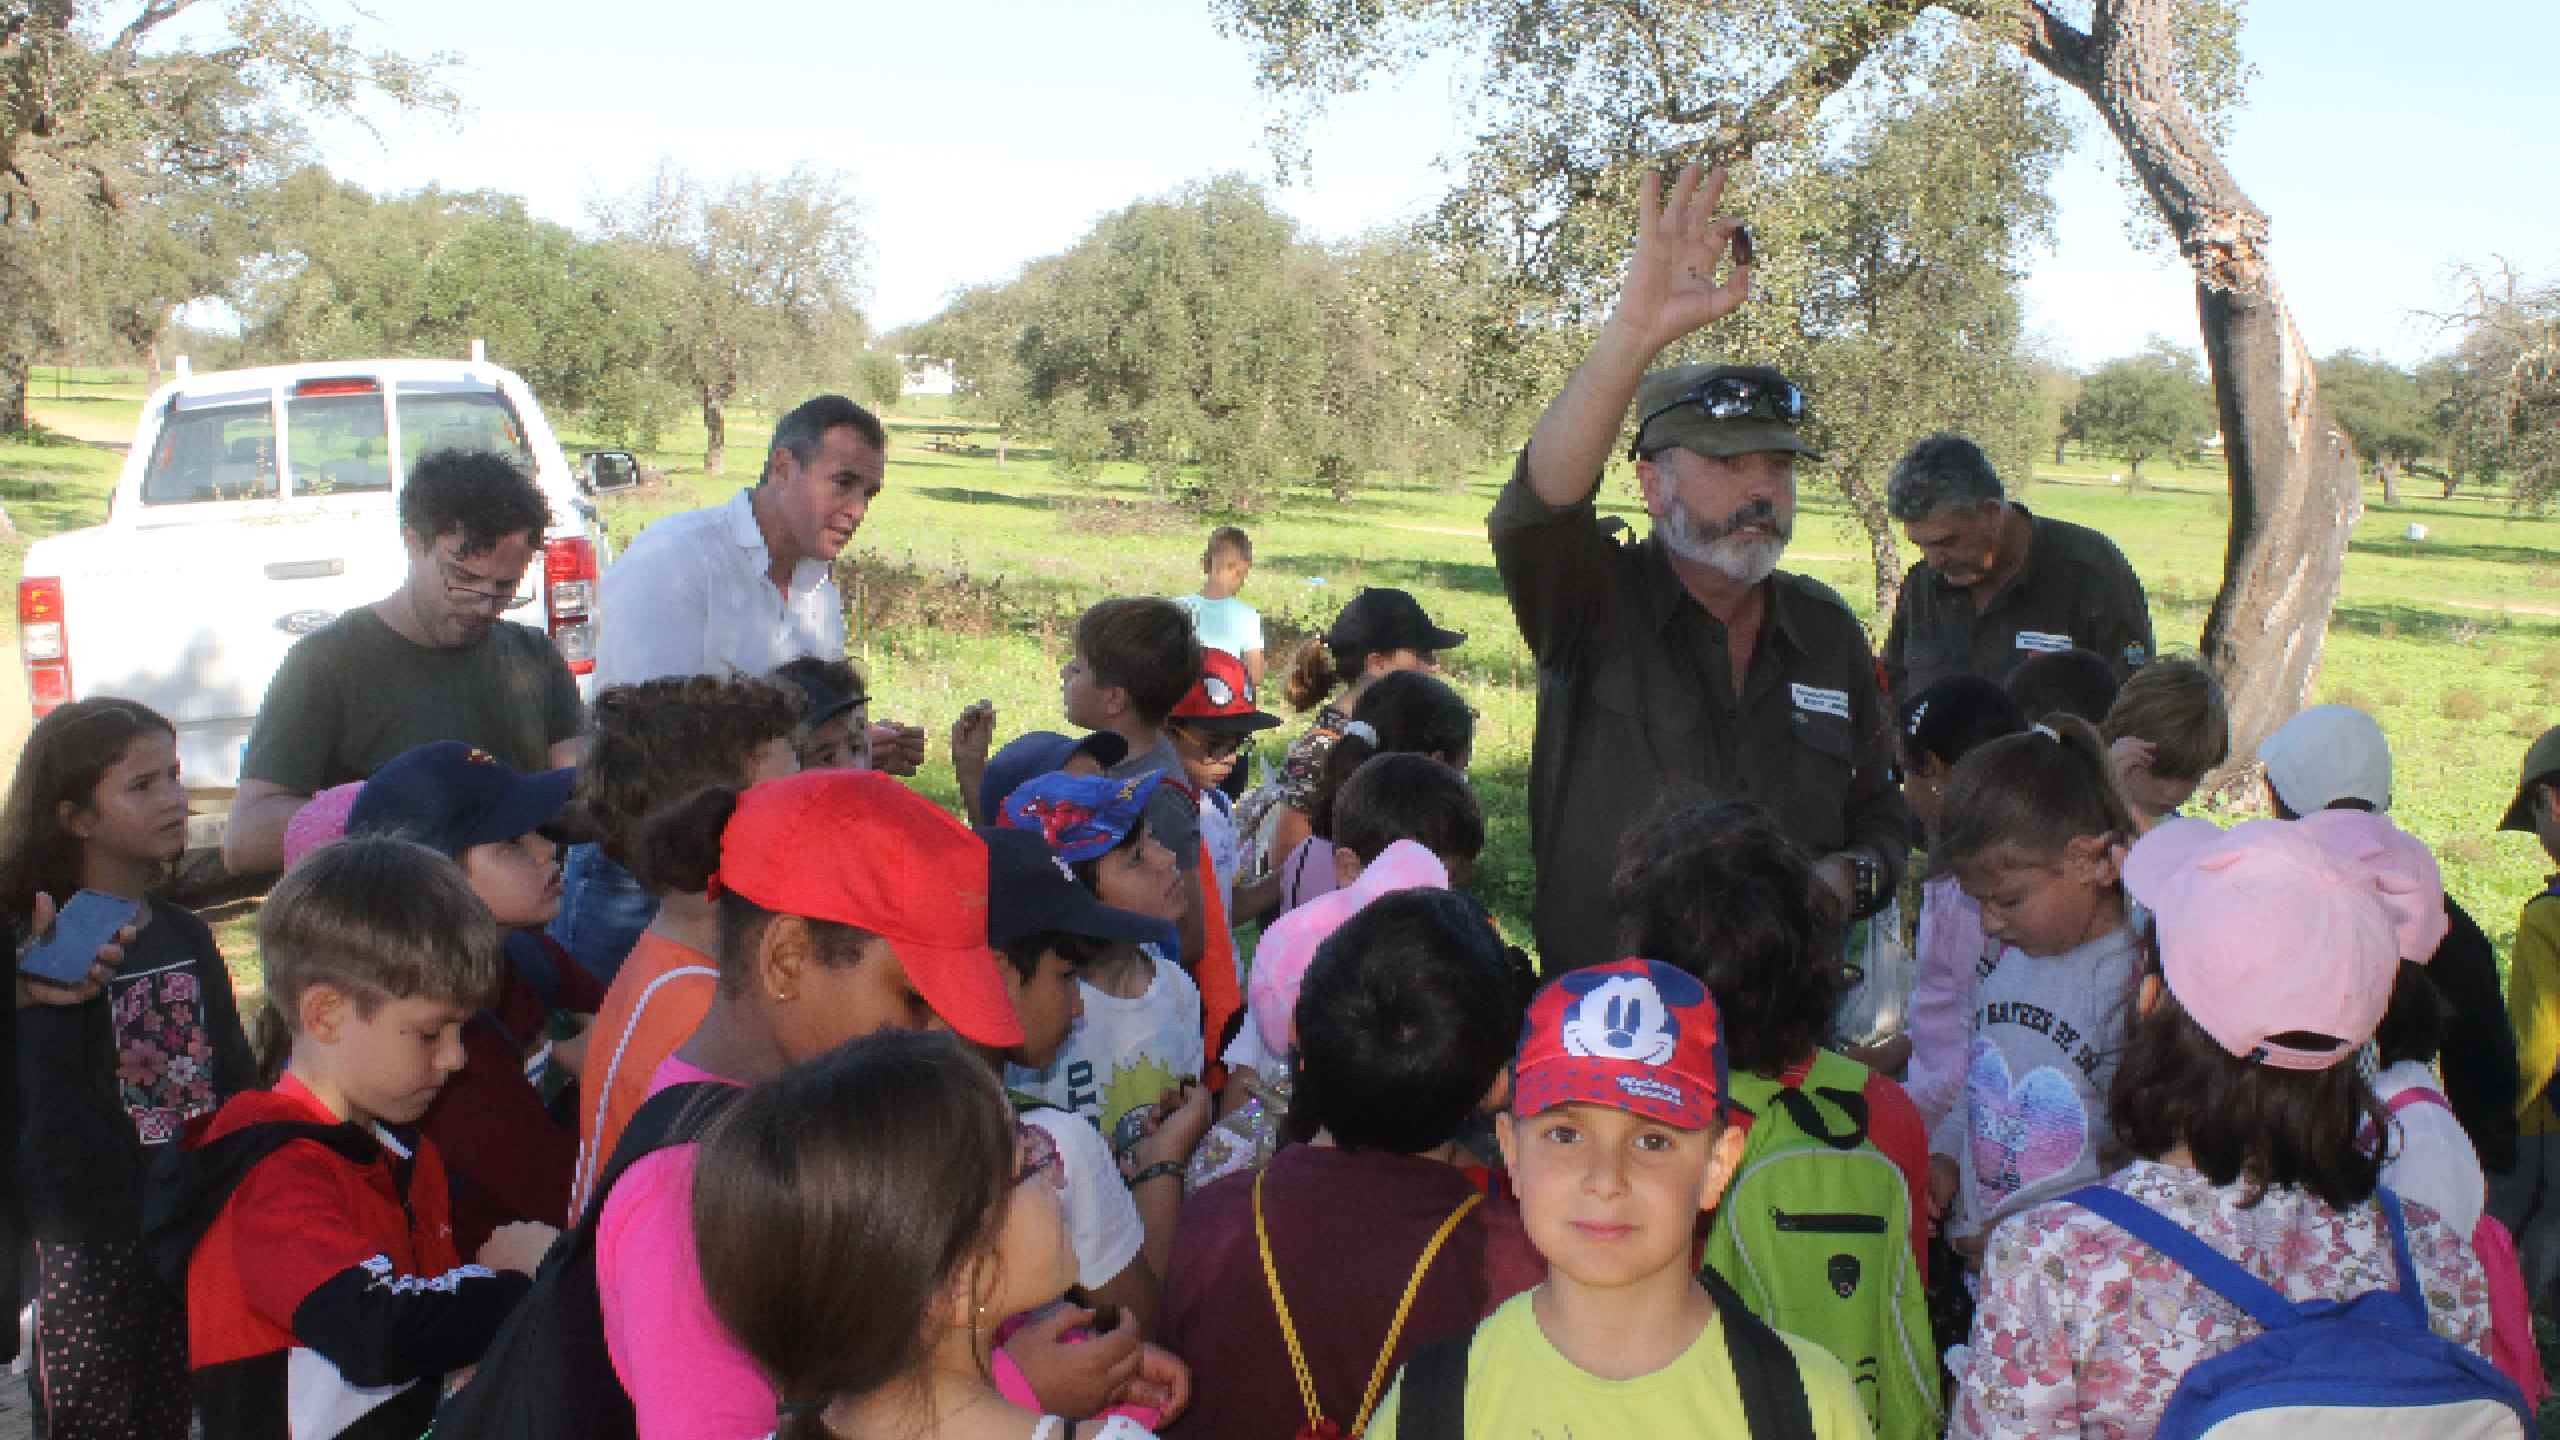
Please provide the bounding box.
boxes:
[141,392,279,505]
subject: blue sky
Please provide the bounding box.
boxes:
[290,0,2557,369]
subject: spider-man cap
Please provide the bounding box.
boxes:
[1513,958,1729,1131]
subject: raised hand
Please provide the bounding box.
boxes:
[1610,163,1752,354]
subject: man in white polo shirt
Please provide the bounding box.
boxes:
[594,393,882,690]
[566,395,911,980]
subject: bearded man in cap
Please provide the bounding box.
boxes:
[1488,163,1909,973]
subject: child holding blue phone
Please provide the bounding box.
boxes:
[0,697,254,1440]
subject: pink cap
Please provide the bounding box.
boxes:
[1248,840,1448,1054]
[2123,817,2403,1070]
[2292,810,2447,963]
[282,782,364,871]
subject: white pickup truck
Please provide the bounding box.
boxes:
[16,357,619,817]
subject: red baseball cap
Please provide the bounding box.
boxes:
[1170,648,1281,733]
[709,769,1022,1048]
[1513,958,1728,1131]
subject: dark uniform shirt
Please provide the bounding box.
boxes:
[1880,505,2154,708]
[1489,454,1910,974]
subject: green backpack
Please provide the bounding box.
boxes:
[1701,1049,1940,1440]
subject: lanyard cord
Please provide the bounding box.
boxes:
[1254,1170,1484,1437]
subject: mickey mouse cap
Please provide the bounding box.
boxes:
[1513,957,1729,1131]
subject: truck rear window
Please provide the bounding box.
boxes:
[139,379,540,507]
[396,383,536,474]
[286,387,393,495]
[140,391,279,505]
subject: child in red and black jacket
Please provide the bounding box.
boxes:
[177,836,554,1440]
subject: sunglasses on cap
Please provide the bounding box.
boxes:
[1636,374,1808,438]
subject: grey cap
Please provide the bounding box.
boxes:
[1631,363,1820,461]
[2500,725,2560,833]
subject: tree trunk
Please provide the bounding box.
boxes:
[2012,0,2357,795]
[2054,436,2067,466]
[701,395,727,474]
[1837,466,1903,626]
[2379,459,2402,508]
[2192,279,2359,794]
[0,356,29,435]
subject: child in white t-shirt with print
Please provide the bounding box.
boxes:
[1926,716,2144,1256]
[1000,771,1206,1165]
[983,826,1211,1327]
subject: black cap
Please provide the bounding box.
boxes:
[1327,587,1464,659]
[981,826,1179,954]
[774,667,865,733]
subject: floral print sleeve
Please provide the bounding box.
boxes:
[1952,1160,2492,1440]
[1276,704,1349,812]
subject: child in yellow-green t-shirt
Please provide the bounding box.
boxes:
[1365,958,1872,1440]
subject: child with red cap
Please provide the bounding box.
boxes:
[593,770,1142,1435]
[1950,818,2514,1439]
[1364,958,1871,1439]
[1166,647,1281,925]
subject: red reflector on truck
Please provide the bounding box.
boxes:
[19,578,70,717]
[542,537,599,676]
[293,378,381,397]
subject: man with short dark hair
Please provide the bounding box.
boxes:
[221,449,585,876]
[571,395,912,980]
[1880,430,2153,708]
[1489,164,1909,973]
[593,393,887,691]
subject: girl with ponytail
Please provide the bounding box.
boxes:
[1248,588,1464,892]
[1925,714,2146,1262]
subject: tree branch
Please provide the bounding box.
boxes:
[106,0,200,72]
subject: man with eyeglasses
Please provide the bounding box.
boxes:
[222,449,585,877]
[1489,163,1910,972]
[1879,431,2154,709]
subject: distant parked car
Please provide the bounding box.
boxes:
[17,355,613,805]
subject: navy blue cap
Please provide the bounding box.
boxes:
[978,730,1130,827]
[348,741,574,856]
[981,827,1178,955]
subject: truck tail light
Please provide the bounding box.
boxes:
[543,537,599,675]
[18,578,71,716]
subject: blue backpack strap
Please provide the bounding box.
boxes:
[2064,1185,2298,1333]
[2371,1187,2431,1326]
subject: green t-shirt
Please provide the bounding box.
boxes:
[1367,1288,1873,1440]
[240,607,584,794]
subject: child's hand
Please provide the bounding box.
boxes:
[550,1015,594,1078]
[477,1220,560,1277]
[1133,1082,1214,1172]
[1927,1154,1959,1223]
[1005,1304,1141,1418]
[866,720,929,777]
[950,700,997,771]
[1111,1342,1193,1426]
[13,892,128,1009]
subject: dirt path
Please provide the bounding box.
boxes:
[23,402,133,450]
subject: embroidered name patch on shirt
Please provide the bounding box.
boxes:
[1790,683,1851,720]
[2015,630,2075,654]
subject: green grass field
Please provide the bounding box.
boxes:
[5,366,2558,987]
